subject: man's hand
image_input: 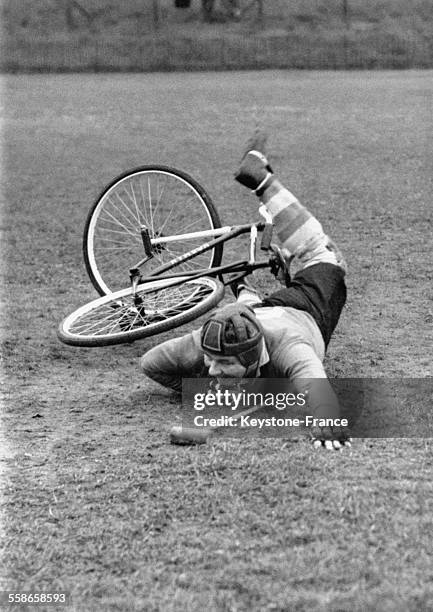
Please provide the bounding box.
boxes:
[310,425,352,451]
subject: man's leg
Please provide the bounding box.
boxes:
[235,130,346,271]
[261,179,346,272]
[235,132,347,346]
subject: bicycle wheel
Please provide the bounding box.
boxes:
[58,276,225,347]
[84,166,223,296]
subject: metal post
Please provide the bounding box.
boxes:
[152,0,160,30]
[65,0,76,30]
[257,0,263,22]
[342,0,350,29]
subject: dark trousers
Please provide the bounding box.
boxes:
[258,263,347,348]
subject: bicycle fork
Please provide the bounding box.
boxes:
[130,267,145,311]
[126,225,154,311]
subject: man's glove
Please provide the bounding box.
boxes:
[310,425,352,451]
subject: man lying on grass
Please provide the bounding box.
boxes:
[140,131,351,450]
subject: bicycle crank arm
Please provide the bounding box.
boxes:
[141,226,153,258]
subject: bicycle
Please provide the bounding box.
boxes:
[58,165,286,347]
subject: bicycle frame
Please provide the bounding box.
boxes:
[130,206,275,292]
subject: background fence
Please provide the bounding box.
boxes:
[2,32,433,72]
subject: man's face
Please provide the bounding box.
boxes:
[204,353,247,378]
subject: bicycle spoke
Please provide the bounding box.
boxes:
[71,307,123,334]
[114,191,142,230]
[138,177,152,230]
[167,216,210,234]
[99,204,140,240]
[147,176,154,238]
[95,225,138,237]
[94,245,139,253]
[157,202,178,237]
[127,181,144,227]
[149,176,165,223]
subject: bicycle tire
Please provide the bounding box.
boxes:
[57,276,225,347]
[83,166,223,296]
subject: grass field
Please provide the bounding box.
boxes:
[1,70,433,611]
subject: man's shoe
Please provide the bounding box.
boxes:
[326,238,348,274]
[240,128,269,161]
[235,129,274,195]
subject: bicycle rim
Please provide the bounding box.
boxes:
[83,166,223,295]
[58,277,225,347]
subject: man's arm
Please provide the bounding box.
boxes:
[140,330,204,393]
[280,343,352,450]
